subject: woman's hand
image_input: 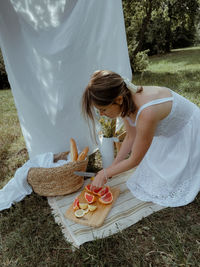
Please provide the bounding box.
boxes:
[90,169,107,190]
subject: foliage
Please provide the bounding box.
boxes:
[131,50,149,73]
[169,0,200,48]
[122,0,152,72]
[195,22,200,45]
[122,0,200,72]
[98,117,116,138]
[0,50,10,89]
[0,1,199,80]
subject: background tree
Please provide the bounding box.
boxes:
[0,0,200,84]
[122,0,200,72]
[0,50,10,89]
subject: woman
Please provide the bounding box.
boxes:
[82,70,200,207]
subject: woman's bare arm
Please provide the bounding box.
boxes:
[111,118,136,165]
[107,109,157,177]
[91,107,159,188]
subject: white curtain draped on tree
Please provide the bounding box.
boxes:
[0,0,132,158]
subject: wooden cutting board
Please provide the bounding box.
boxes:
[65,187,120,228]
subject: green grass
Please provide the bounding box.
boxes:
[134,46,200,106]
[0,47,200,266]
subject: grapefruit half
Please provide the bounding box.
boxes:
[99,191,113,205]
[85,184,93,193]
[85,184,102,195]
[84,192,96,204]
[73,197,79,211]
[98,186,110,197]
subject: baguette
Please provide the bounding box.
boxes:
[70,138,78,161]
[77,146,89,161]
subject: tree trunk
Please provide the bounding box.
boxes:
[133,0,153,56]
[165,0,172,52]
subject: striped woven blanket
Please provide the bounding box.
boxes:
[48,169,164,248]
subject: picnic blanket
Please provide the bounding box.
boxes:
[48,169,165,248]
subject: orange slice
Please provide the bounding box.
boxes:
[85,184,93,193]
[88,204,97,211]
[85,184,102,195]
[73,197,79,211]
[92,186,103,195]
[79,203,88,210]
[99,191,113,205]
[84,192,96,204]
[98,186,110,197]
[74,209,85,218]
[84,207,90,214]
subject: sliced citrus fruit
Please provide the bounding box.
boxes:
[84,192,96,204]
[98,186,110,197]
[74,209,85,218]
[92,186,103,195]
[84,207,90,214]
[73,197,79,211]
[85,184,102,195]
[99,191,113,205]
[79,203,88,210]
[88,204,97,212]
[85,184,93,193]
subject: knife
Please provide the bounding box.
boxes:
[74,171,96,178]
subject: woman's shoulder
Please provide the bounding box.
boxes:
[134,86,171,105]
[141,85,171,97]
[133,86,173,123]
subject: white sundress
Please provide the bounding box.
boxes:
[126,89,200,207]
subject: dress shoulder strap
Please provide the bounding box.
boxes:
[135,96,174,125]
[126,116,136,127]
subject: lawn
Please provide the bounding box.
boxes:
[0,47,200,266]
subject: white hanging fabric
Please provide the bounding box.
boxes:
[0,0,132,158]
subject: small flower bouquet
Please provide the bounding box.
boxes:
[98,117,116,138]
[96,115,124,167]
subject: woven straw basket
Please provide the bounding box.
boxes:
[27,156,88,197]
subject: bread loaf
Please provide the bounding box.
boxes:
[70,138,78,161]
[77,146,89,161]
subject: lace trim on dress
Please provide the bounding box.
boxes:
[132,179,191,206]
[127,154,196,207]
